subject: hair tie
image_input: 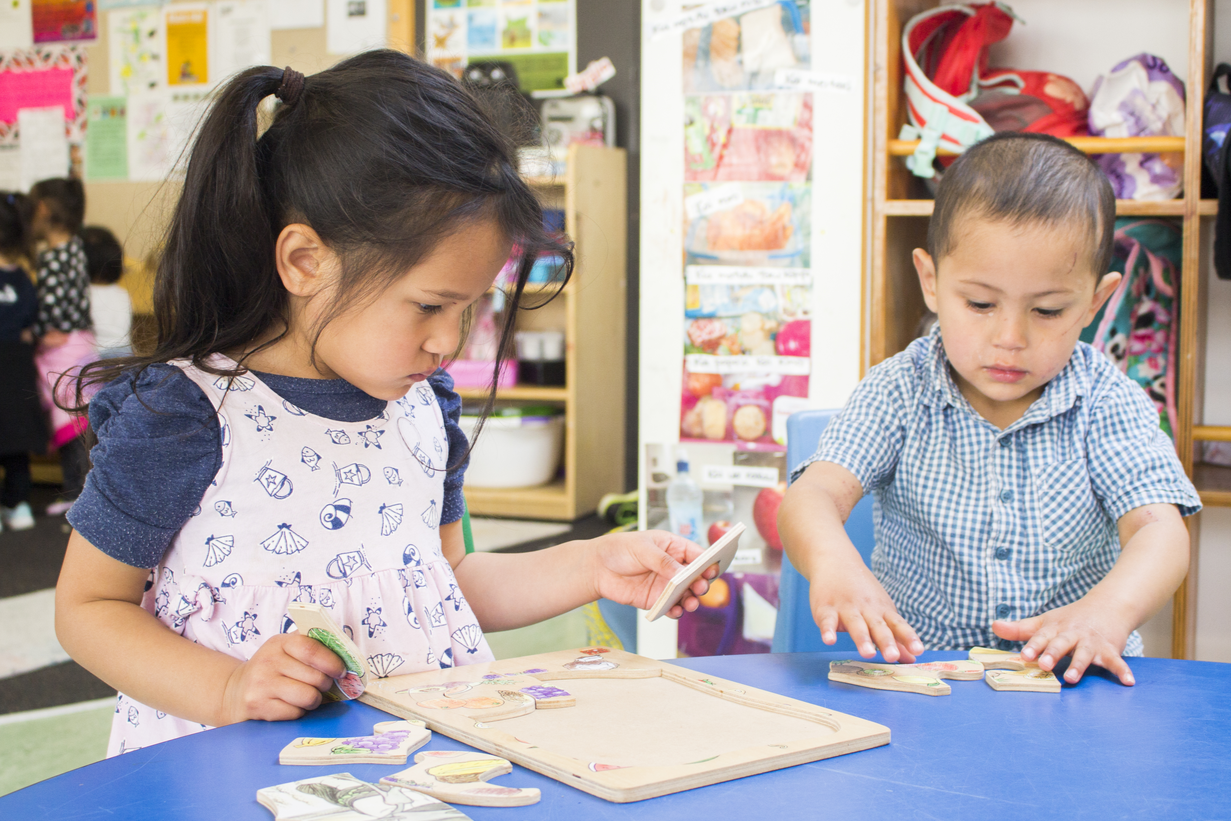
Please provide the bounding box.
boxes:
[276,66,305,107]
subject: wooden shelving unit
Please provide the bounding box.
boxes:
[867,0,1216,657]
[462,143,627,522]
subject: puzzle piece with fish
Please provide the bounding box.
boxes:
[968,646,1061,693]
[828,659,985,696]
[279,720,430,765]
[382,750,540,807]
[257,772,473,820]
[288,603,369,700]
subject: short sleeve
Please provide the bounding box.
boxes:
[793,355,912,493]
[429,369,469,526]
[67,364,223,567]
[1086,369,1202,521]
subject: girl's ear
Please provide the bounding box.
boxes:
[275,223,336,297]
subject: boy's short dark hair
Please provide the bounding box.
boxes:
[928,132,1116,277]
[79,225,124,284]
[30,177,86,234]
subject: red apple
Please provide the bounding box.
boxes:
[708,520,733,545]
[753,482,787,551]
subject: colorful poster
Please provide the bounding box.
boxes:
[32,0,96,43]
[85,94,127,180]
[682,0,809,93]
[126,88,208,181]
[0,46,88,153]
[683,181,811,268]
[685,92,813,182]
[325,0,387,55]
[164,4,209,86]
[109,6,163,95]
[0,0,34,51]
[426,0,573,92]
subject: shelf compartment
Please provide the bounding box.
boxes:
[1193,425,1231,442]
[455,386,569,402]
[1194,463,1231,508]
[463,479,571,520]
[525,175,565,187]
[881,199,1213,217]
[888,135,1187,158]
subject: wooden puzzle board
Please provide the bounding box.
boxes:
[360,648,889,803]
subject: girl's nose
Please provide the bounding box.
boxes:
[423,317,460,357]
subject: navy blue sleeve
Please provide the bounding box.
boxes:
[16,273,37,330]
[429,368,469,526]
[68,364,222,568]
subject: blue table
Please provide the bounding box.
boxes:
[5,652,1229,819]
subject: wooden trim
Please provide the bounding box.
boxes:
[455,386,569,402]
[387,0,415,54]
[1195,463,1231,507]
[881,199,1211,217]
[888,135,1187,157]
[1193,425,1231,442]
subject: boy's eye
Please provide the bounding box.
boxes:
[966,300,994,312]
[1035,307,1063,318]
[417,304,443,315]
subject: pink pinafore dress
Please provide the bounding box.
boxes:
[107,357,493,756]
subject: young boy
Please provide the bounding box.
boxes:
[780,133,1200,686]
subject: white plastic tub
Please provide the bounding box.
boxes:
[459,413,564,488]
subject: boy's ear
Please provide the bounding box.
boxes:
[913,248,940,313]
[1087,271,1123,321]
[275,224,336,297]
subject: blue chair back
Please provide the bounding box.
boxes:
[771,409,875,653]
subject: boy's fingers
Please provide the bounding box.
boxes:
[840,611,876,658]
[865,617,900,663]
[1102,653,1136,686]
[993,616,1039,645]
[815,609,839,645]
[894,641,918,664]
[1038,632,1078,672]
[884,612,924,655]
[1065,644,1094,684]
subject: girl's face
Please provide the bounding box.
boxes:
[310,218,511,400]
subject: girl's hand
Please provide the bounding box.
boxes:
[587,530,714,619]
[219,633,346,724]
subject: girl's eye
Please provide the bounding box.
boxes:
[966,300,994,312]
[417,304,443,315]
[1035,308,1063,318]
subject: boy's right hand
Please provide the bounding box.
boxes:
[809,556,924,664]
[220,633,346,724]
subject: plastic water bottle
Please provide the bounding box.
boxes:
[667,448,704,541]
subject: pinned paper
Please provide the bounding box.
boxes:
[648,0,777,40]
[683,182,744,221]
[326,0,387,55]
[0,0,35,50]
[773,68,854,93]
[564,56,614,94]
[109,6,164,95]
[165,4,209,86]
[213,0,270,85]
[684,353,811,376]
[270,0,322,30]
[32,0,97,43]
[17,106,68,191]
[85,95,127,180]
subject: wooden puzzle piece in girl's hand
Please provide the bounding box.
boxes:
[828,659,985,696]
[381,750,541,807]
[257,772,474,820]
[288,602,370,701]
[645,522,746,622]
[968,646,1061,693]
[279,720,431,765]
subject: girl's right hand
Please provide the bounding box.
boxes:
[219,633,346,724]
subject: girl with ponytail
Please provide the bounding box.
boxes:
[54,52,711,756]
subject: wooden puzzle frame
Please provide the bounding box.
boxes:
[360,647,889,803]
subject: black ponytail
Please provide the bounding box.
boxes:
[66,51,572,465]
[0,191,33,264]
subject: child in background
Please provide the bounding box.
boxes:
[55,52,713,757]
[80,226,132,358]
[780,133,1199,687]
[29,178,95,515]
[0,192,48,532]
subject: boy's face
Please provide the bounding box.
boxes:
[914,217,1121,428]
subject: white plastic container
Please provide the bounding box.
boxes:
[459,413,565,488]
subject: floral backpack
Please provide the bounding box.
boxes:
[1079,219,1181,437]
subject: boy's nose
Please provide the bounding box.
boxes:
[992,313,1028,349]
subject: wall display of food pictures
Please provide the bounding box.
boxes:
[682,0,809,93]
[685,91,812,182]
[425,0,575,92]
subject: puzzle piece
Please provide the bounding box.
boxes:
[382,750,541,807]
[828,659,985,696]
[968,647,1061,693]
[401,674,575,724]
[279,720,431,766]
[289,602,369,701]
[257,771,474,820]
[645,522,745,622]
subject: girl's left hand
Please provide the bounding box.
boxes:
[588,530,714,619]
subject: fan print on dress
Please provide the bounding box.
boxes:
[367,652,405,677]
[301,447,322,471]
[203,534,234,567]
[421,500,440,529]
[214,500,237,517]
[262,523,310,555]
[320,498,352,530]
[213,374,255,392]
[255,461,294,499]
[452,623,483,655]
[384,467,402,486]
[379,503,404,536]
[245,405,277,435]
[358,424,384,449]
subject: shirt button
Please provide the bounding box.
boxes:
[996,604,1011,619]
[995,547,1011,560]
[999,489,1013,503]
[999,437,1011,448]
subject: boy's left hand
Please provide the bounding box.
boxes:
[588,530,714,619]
[992,599,1134,686]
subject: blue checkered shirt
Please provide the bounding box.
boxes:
[797,327,1201,656]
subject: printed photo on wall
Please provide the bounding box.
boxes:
[682,0,809,93]
[683,181,811,268]
[685,92,812,182]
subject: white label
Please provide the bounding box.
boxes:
[649,0,778,40]
[773,68,855,94]
[685,354,811,376]
[685,265,812,286]
[683,183,745,221]
[700,465,780,488]
[731,547,764,567]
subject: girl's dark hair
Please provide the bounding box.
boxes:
[0,191,32,262]
[30,177,86,234]
[67,50,572,464]
[80,226,125,284]
[929,132,1116,277]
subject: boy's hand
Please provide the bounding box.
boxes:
[809,556,923,663]
[220,633,346,724]
[993,600,1134,686]
[588,530,715,619]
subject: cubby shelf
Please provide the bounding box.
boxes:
[888,135,1188,157]
[880,199,1216,217]
[456,386,569,402]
